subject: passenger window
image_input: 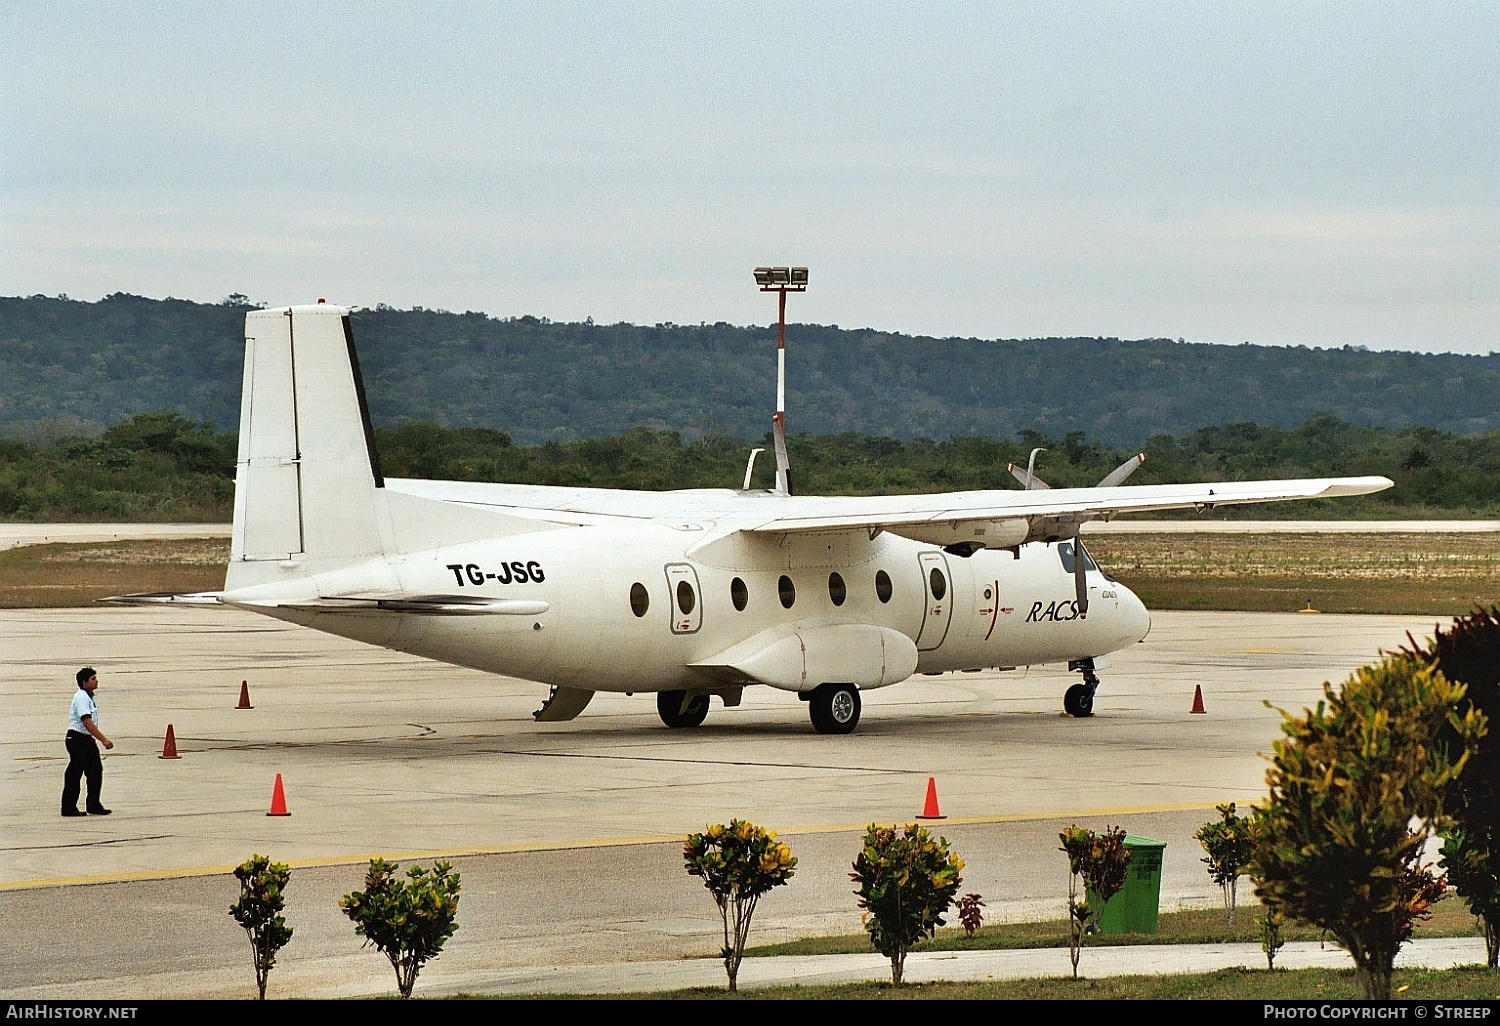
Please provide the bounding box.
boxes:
[676,580,696,615]
[630,582,649,617]
[828,572,847,606]
[929,568,947,601]
[731,577,748,611]
[778,574,796,609]
[875,570,892,603]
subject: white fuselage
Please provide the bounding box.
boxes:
[201,303,1384,728]
[263,515,1151,694]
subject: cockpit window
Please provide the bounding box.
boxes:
[1057,540,1097,575]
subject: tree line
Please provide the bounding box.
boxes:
[3,409,1498,522]
[4,292,1500,446]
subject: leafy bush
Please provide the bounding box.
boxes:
[1259,908,1286,970]
[1059,825,1132,979]
[956,893,986,937]
[228,854,293,1000]
[339,858,461,999]
[850,823,964,985]
[1402,606,1500,969]
[1195,802,1254,926]
[1249,653,1482,999]
[683,819,797,991]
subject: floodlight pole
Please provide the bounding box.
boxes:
[754,267,807,495]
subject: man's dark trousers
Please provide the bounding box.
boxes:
[63,730,103,813]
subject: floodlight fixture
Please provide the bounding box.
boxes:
[753,265,808,293]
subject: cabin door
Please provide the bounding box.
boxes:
[914,551,953,652]
[664,563,702,635]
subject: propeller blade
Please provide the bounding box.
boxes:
[1073,534,1089,619]
[1007,463,1051,490]
[1024,446,1050,491]
[1096,452,1146,488]
[771,413,793,495]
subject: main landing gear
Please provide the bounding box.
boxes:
[1064,658,1100,718]
[657,690,710,728]
[804,682,861,735]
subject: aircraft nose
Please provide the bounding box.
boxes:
[1122,584,1152,642]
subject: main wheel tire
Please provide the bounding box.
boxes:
[1063,682,1095,718]
[809,683,862,735]
[657,690,709,728]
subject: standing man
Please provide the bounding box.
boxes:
[62,666,113,816]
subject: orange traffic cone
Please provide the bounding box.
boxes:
[267,773,290,816]
[1191,685,1207,714]
[917,776,946,820]
[237,680,253,709]
[159,724,181,759]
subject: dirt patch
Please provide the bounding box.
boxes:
[0,539,230,607]
[1088,533,1500,616]
[0,533,1495,615]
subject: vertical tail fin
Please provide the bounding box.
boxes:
[228,304,388,589]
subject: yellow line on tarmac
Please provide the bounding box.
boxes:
[0,800,1234,891]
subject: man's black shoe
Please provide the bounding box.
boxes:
[86,807,112,815]
[62,808,86,817]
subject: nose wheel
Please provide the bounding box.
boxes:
[1064,659,1100,718]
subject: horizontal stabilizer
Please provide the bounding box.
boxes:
[103,591,224,606]
[228,594,550,616]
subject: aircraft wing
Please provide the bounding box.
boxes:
[735,475,1394,546]
[385,478,738,525]
[388,473,1392,546]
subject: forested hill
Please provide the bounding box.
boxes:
[3,292,1498,445]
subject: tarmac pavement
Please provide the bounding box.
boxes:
[0,549,1491,998]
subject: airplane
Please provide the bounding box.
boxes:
[118,302,1393,734]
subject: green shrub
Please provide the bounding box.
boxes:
[228,854,293,1000]
[1259,907,1286,970]
[1402,606,1500,969]
[339,858,461,999]
[850,822,964,985]
[1195,802,1254,926]
[684,819,797,991]
[1249,654,1482,999]
[1059,824,1131,979]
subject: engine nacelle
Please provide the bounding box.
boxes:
[891,517,1029,550]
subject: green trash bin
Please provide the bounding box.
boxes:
[1095,835,1167,935]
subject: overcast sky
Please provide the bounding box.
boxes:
[3,2,1497,353]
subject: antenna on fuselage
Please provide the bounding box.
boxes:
[754,265,808,495]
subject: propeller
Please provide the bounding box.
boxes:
[1008,451,1146,490]
[1072,532,1089,619]
[1007,447,1050,490]
[1096,452,1146,488]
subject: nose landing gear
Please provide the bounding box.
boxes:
[1064,658,1100,718]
